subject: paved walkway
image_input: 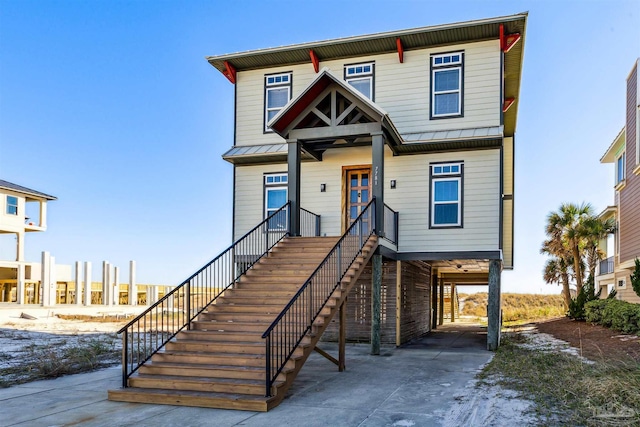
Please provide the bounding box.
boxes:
[0,324,492,427]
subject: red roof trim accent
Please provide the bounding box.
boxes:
[310,49,320,73]
[503,33,521,53]
[222,60,236,84]
[502,98,515,112]
[396,38,404,63]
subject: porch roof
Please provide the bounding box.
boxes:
[222,143,318,165]
[0,180,56,201]
[268,68,403,150]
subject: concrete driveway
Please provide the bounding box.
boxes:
[0,323,493,427]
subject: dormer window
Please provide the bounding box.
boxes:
[345,62,374,100]
[264,72,292,132]
[6,196,18,215]
[430,52,464,118]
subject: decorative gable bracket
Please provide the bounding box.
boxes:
[499,24,521,53]
[222,60,236,84]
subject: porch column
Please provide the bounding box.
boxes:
[372,132,384,237]
[16,264,25,305]
[129,260,137,306]
[370,252,382,355]
[83,262,92,306]
[450,283,456,322]
[287,139,301,236]
[102,261,109,305]
[431,268,438,330]
[75,262,82,305]
[487,259,502,351]
[41,251,50,306]
[113,266,120,306]
[438,277,444,326]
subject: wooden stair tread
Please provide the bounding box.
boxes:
[133,373,283,387]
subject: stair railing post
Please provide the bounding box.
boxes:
[265,333,271,397]
[122,329,128,387]
[186,280,191,330]
[337,245,342,285]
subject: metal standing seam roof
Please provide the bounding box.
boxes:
[0,180,57,200]
[207,13,527,137]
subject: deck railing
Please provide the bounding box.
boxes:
[118,203,293,387]
[598,256,614,276]
[383,203,399,246]
[300,207,321,237]
[262,198,376,397]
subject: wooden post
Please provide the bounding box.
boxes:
[395,260,401,346]
[372,132,385,237]
[339,298,346,371]
[487,259,502,351]
[438,278,444,326]
[450,283,456,323]
[83,262,92,306]
[371,254,382,355]
[431,269,438,330]
[75,262,82,305]
[287,139,301,236]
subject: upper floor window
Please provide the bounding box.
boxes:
[616,152,625,185]
[430,52,463,118]
[430,162,463,228]
[264,72,292,132]
[6,196,18,215]
[345,62,374,100]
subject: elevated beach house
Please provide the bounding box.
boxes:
[597,58,640,303]
[109,13,527,411]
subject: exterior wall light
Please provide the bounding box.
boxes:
[390,180,396,189]
[320,183,326,192]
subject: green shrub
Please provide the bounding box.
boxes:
[584,299,608,323]
[585,298,640,334]
[568,275,600,320]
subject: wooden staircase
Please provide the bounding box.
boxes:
[108,235,378,411]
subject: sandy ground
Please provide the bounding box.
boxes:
[0,309,579,426]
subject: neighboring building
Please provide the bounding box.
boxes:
[0,179,59,304]
[597,58,640,303]
[209,13,526,348]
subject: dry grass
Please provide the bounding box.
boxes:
[479,333,640,426]
[0,335,120,388]
[461,293,565,323]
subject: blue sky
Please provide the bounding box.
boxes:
[1,0,638,293]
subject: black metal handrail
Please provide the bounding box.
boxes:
[118,202,291,387]
[383,203,399,246]
[300,207,321,237]
[262,199,376,397]
[598,256,614,275]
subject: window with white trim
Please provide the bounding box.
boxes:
[345,63,374,100]
[6,196,18,215]
[431,52,463,118]
[264,173,288,230]
[264,72,292,132]
[616,152,625,185]
[430,162,463,227]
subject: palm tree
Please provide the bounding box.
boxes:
[554,203,594,294]
[541,237,573,308]
[581,215,616,280]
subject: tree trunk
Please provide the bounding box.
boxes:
[561,272,571,308]
[571,241,583,294]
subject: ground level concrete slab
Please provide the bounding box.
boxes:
[0,323,499,427]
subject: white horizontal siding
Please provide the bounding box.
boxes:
[233,40,501,146]
[234,147,501,254]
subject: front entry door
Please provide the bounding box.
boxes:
[345,167,372,228]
